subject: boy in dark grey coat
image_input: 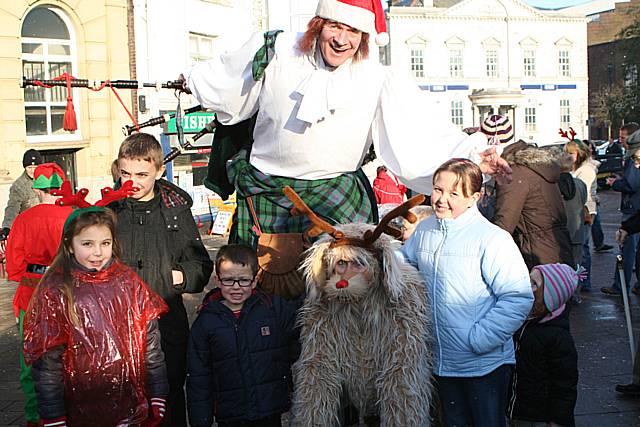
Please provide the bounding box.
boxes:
[110,133,213,426]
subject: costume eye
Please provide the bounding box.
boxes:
[337,260,348,267]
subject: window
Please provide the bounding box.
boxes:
[449,49,463,78]
[560,99,571,127]
[558,50,570,77]
[21,7,76,138]
[486,49,498,78]
[624,64,638,88]
[523,49,536,77]
[525,107,536,132]
[410,49,424,78]
[451,100,464,128]
[189,33,217,65]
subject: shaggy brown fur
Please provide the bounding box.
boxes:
[502,143,560,168]
[291,223,433,426]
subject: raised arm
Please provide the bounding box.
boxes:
[371,70,492,194]
[186,32,267,125]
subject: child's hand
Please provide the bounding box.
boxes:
[142,397,166,427]
[172,269,184,286]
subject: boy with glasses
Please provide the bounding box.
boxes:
[187,244,301,427]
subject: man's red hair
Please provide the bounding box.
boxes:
[298,16,370,62]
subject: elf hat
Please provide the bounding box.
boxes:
[316,0,389,46]
[480,114,514,145]
[32,163,65,190]
[532,263,579,314]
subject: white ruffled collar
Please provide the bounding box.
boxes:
[294,47,354,124]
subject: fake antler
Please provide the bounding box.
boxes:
[358,194,426,247]
[51,180,138,209]
[559,127,578,141]
[95,180,139,206]
[282,186,344,239]
[51,181,91,208]
[282,186,426,249]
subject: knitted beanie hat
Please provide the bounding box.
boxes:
[32,163,65,190]
[480,115,514,145]
[23,149,43,168]
[532,263,579,314]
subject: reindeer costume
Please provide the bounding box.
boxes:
[283,188,433,426]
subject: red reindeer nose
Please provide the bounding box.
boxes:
[336,279,349,289]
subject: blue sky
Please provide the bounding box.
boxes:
[524,0,589,8]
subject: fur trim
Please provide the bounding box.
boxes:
[293,223,433,425]
[502,144,560,169]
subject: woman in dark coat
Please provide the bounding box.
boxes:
[493,141,575,269]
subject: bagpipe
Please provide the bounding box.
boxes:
[21,75,217,164]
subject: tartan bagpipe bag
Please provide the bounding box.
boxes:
[246,197,306,300]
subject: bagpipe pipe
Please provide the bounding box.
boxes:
[162,116,217,164]
[21,76,217,164]
[21,76,186,90]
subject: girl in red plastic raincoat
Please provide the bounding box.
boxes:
[23,208,169,427]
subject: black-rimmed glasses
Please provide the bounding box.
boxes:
[217,274,256,287]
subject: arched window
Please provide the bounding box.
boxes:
[22,6,78,139]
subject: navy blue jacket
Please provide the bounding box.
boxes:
[187,289,300,426]
[612,159,640,217]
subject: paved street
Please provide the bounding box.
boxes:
[1,191,640,426]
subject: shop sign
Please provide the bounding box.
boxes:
[166,112,216,134]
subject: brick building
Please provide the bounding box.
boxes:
[583,0,639,140]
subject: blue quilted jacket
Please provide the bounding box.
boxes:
[400,205,533,377]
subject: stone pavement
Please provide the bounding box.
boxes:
[0,191,640,426]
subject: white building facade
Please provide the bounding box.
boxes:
[389,0,589,145]
[131,0,263,214]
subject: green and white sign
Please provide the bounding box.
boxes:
[166,112,215,134]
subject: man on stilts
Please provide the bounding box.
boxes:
[183,0,508,253]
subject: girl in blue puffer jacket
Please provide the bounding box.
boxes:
[400,158,533,427]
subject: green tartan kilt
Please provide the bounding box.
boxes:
[227,151,376,247]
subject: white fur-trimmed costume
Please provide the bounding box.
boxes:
[291,223,433,426]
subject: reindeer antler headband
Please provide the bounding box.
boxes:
[52,180,139,229]
[282,186,425,249]
[558,127,577,142]
[559,127,588,151]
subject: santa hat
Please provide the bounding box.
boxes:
[480,114,514,145]
[532,263,579,322]
[316,0,389,46]
[32,163,65,190]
